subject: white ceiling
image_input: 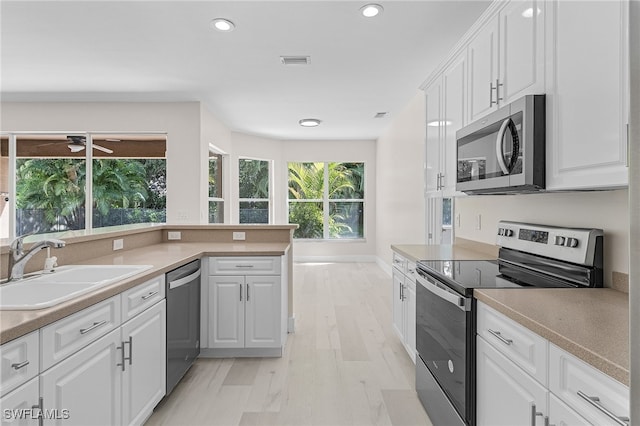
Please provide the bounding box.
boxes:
[1,1,490,141]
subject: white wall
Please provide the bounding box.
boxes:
[281,139,377,261]
[455,190,629,282]
[201,105,233,222]
[1,102,208,225]
[375,91,427,267]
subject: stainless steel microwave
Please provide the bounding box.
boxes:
[456,94,545,194]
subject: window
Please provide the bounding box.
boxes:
[208,151,224,223]
[288,162,364,239]
[238,158,270,224]
[6,133,166,239]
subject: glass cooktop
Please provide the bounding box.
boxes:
[417,259,576,297]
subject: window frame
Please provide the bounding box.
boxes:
[287,161,366,241]
[238,156,272,224]
[3,131,167,240]
[208,147,226,224]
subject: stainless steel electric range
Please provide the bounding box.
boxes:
[414,221,604,426]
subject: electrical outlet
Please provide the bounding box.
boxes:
[233,232,246,241]
[168,231,181,240]
[475,214,482,230]
[113,239,124,251]
[177,210,188,220]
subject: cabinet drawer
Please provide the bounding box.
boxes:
[392,252,406,273]
[405,260,417,282]
[477,301,548,385]
[41,296,121,371]
[209,257,281,275]
[549,343,629,425]
[0,331,39,397]
[121,275,165,323]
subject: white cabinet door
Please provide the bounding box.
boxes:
[0,378,39,426]
[121,301,166,426]
[40,329,121,426]
[442,53,466,194]
[391,268,405,341]
[468,15,499,122]
[425,80,442,193]
[546,0,628,190]
[0,331,39,398]
[548,393,590,426]
[208,276,244,348]
[476,337,548,426]
[404,280,416,363]
[245,276,281,348]
[499,0,545,104]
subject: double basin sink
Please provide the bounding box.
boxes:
[0,264,153,310]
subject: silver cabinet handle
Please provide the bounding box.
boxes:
[141,290,159,300]
[577,390,629,425]
[530,403,543,426]
[399,283,404,301]
[495,78,503,103]
[80,320,107,335]
[32,397,43,426]
[11,360,30,370]
[240,284,243,301]
[489,81,495,107]
[117,336,133,371]
[235,264,254,268]
[246,283,250,301]
[488,329,513,345]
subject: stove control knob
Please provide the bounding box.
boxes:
[505,229,514,237]
[497,228,504,236]
[566,237,579,248]
[555,236,566,246]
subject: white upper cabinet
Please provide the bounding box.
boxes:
[442,53,467,194]
[468,15,500,122]
[545,0,629,190]
[468,0,545,123]
[425,79,442,194]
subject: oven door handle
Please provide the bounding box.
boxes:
[417,275,469,311]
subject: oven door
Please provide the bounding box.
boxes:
[416,270,475,426]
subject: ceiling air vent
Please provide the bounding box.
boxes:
[374,112,388,119]
[280,56,310,65]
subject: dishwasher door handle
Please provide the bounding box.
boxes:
[169,269,201,290]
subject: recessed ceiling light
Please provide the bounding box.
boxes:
[299,118,321,127]
[360,4,383,18]
[211,18,235,32]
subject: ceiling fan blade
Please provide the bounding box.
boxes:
[68,143,85,153]
[93,144,114,154]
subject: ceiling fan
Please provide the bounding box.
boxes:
[67,135,114,154]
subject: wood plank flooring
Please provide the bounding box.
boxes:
[146,262,432,426]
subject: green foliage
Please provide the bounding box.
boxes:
[16,158,166,233]
[287,162,364,239]
[239,159,269,199]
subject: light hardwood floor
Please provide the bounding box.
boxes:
[146,262,432,426]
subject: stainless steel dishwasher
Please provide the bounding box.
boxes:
[166,259,201,395]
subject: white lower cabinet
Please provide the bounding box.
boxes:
[208,275,281,349]
[40,328,122,426]
[121,301,166,426]
[476,301,630,426]
[476,337,548,426]
[0,378,40,426]
[391,252,416,363]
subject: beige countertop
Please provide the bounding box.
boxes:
[475,288,629,386]
[391,243,498,263]
[0,242,289,345]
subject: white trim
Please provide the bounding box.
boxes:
[287,315,295,333]
[375,256,393,277]
[293,255,377,263]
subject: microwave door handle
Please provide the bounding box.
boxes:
[496,118,512,174]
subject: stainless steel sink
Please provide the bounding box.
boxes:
[0,264,153,310]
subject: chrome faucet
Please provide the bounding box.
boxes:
[7,235,66,281]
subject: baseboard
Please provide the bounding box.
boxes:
[293,255,378,263]
[199,347,283,358]
[376,256,392,277]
